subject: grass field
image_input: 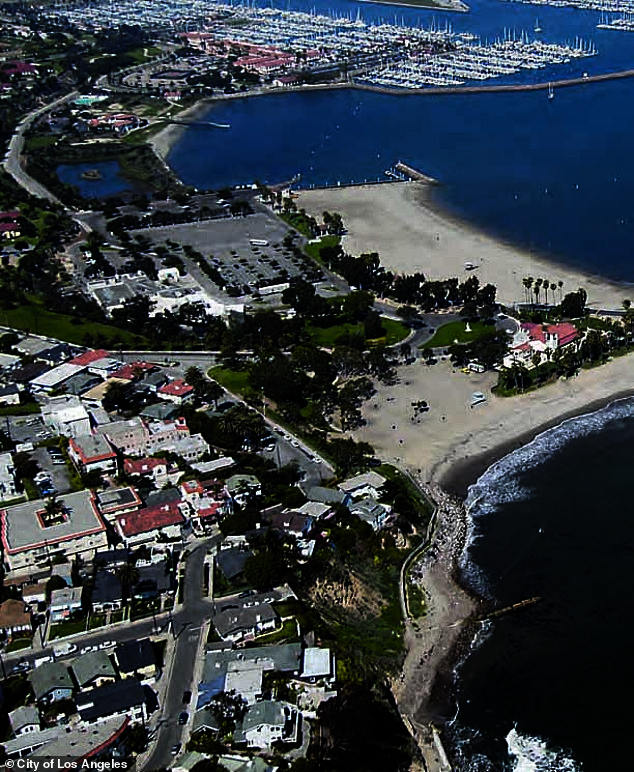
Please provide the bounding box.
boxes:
[0,300,145,347]
[304,235,340,263]
[421,320,492,349]
[208,366,250,395]
[308,317,409,347]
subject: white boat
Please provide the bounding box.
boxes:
[548,82,554,100]
[534,18,542,33]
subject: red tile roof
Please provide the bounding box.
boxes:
[124,457,168,476]
[117,501,184,537]
[521,322,578,347]
[110,361,156,381]
[70,349,110,366]
[158,379,194,398]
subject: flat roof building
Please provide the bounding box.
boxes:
[1,490,108,571]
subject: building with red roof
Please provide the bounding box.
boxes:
[504,321,580,369]
[69,349,110,366]
[157,378,194,404]
[68,434,117,474]
[109,361,157,381]
[115,501,185,546]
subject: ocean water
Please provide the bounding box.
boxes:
[168,0,634,283]
[449,398,634,771]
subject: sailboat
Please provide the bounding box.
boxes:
[548,82,554,100]
[534,17,542,33]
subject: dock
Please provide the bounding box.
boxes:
[395,161,438,184]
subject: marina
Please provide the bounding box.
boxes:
[363,36,596,88]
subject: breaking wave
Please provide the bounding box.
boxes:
[506,727,581,772]
[459,396,634,595]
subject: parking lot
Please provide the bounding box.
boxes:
[138,211,324,299]
[31,446,75,496]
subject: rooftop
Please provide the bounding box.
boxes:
[1,490,106,554]
[116,501,184,537]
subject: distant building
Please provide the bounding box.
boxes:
[114,638,157,681]
[235,701,299,749]
[504,321,580,369]
[0,452,18,503]
[50,587,83,623]
[70,649,117,690]
[76,678,147,725]
[28,661,74,704]
[338,471,386,501]
[115,501,185,547]
[8,706,40,736]
[29,363,86,394]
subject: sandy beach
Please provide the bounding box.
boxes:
[296,181,634,768]
[148,99,214,161]
[298,181,630,309]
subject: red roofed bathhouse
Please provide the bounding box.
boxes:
[115,501,185,547]
[503,322,580,369]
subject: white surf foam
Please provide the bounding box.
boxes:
[506,727,581,772]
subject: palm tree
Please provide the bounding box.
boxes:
[534,278,543,305]
[558,280,564,303]
[543,280,550,305]
[522,277,533,305]
[117,561,140,602]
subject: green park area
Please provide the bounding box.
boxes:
[307,317,408,348]
[0,299,145,348]
[421,320,492,349]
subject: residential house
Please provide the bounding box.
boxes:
[8,706,40,736]
[212,603,278,643]
[34,343,72,367]
[131,561,173,600]
[123,457,176,487]
[68,434,118,475]
[68,349,111,367]
[96,487,142,522]
[300,646,334,683]
[235,701,299,749]
[0,210,21,240]
[89,570,123,613]
[269,511,313,539]
[338,471,386,501]
[0,599,31,637]
[50,587,83,623]
[0,384,21,406]
[115,500,185,547]
[86,357,121,379]
[215,548,252,583]
[70,650,117,690]
[296,500,331,520]
[2,726,62,760]
[303,486,345,507]
[41,396,91,438]
[21,580,47,610]
[114,638,157,681]
[1,490,108,571]
[28,661,74,704]
[0,451,18,502]
[76,678,147,725]
[225,475,261,507]
[348,497,391,531]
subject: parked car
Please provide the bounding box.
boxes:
[182,690,192,704]
[171,743,181,756]
[178,712,188,725]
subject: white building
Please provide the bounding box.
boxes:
[41,396,91,438]
[0,452,18,503]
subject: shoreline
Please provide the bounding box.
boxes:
[298,181,631,309]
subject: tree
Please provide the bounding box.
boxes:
[560,288,587,319]
[102,380,133,413]
[117,562,140,601]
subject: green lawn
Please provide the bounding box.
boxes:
[0,300,145,347]
[421,320,492,349]
[208,366,250,395]
[5,638,32,653]
[304,235,340,263]
[49,619,87,639]
[252,618,299,644]
[308,317,408,348]
[0,403,41,417]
